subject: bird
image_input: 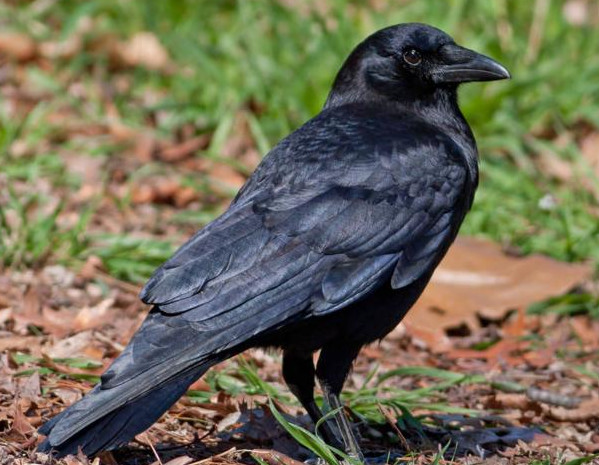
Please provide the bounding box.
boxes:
[38,23,509,459]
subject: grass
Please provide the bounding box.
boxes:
[191,359,488,423]
[1,0,598,279]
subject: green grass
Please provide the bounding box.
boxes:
[1,0,598,281]
[11,352,102,383]
[190,360,488,423]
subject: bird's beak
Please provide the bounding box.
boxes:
[432,44,510,84]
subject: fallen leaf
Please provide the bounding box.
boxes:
[38,15,90,60]
[446,338,528,366]
[406,237,591,335]
[216,411,242,432]
[117,32,171,71]
[569,316,599,350]
[188,378,211,391]
[207,161,247,194]
[73,298,115,331]
[52,387,82,405]
[131,178,198,207]
[39,36,83,60]
[46,331,95,358]
[11,401,35,436]
[0,32,37,61]
[0,336,41,353]
[536,151,573,183]
[492,393,534,411]
[251,450,306,465]
[547,397,599,422]
[134,134,157,162]
[79,255,104,281]
[159,134,211,163]
[402,321,452,353]
[16,373,40,400]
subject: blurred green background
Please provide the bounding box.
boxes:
[1,0,598,281]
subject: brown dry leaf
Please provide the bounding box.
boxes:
[547,397,599,422]
[134,134,157,162]
[0,32,37,61]
[537,151,573,182]
[16,372,40,400]
[79,255,104,280]
[131,178,199,207]
[188,378,211,391]
[447,338,528,366]
[569,316,599,350]
[22,285,42,319]
[523,346,556,369]
[251,450,305,465]
[401,321,452,353]
[105,101,138,142]
[52,387,82,405]
[39,15,91,60]
[63,153,105,186]
[206,161,247,194]
[406,237,591,335]
[492,393,533,411]
[159,134,211,163]
[39,35,83,60]
[11,401,35,436]
[0,336,41,353]
[73,298,115,331]
[117,32,171,71]
[46,331,95,359]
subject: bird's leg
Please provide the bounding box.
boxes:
[282,350,341,448]
[321,384,363,461]
[316,344,364,462]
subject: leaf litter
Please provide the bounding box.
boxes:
[1,238,597,464]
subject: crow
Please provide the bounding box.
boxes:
[38,23,509,459]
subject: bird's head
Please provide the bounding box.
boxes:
[326,23,510,108]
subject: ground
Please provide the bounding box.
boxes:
[1,2,598,464]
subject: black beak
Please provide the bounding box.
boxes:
[432,44,510,84]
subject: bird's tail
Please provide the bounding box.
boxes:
[37,307,241,457]
[37,361,212,457]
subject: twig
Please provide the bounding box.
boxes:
[526,387,581,409]
[377,404,410,452]
[140,432,163,465]
[94,330,125,352]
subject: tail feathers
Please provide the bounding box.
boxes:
[38,365,208,458]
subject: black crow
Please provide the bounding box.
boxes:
[38,23,509,459]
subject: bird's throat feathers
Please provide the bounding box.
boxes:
[325,68,479,192]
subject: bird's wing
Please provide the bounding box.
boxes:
[252,119,470,315]
[141,110,471,325]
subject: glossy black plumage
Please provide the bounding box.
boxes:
[38,23,509,457]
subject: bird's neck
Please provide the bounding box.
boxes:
[325,86,479,191]
[411,88,479,189]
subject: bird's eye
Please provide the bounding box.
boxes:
[403,49,422,66]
